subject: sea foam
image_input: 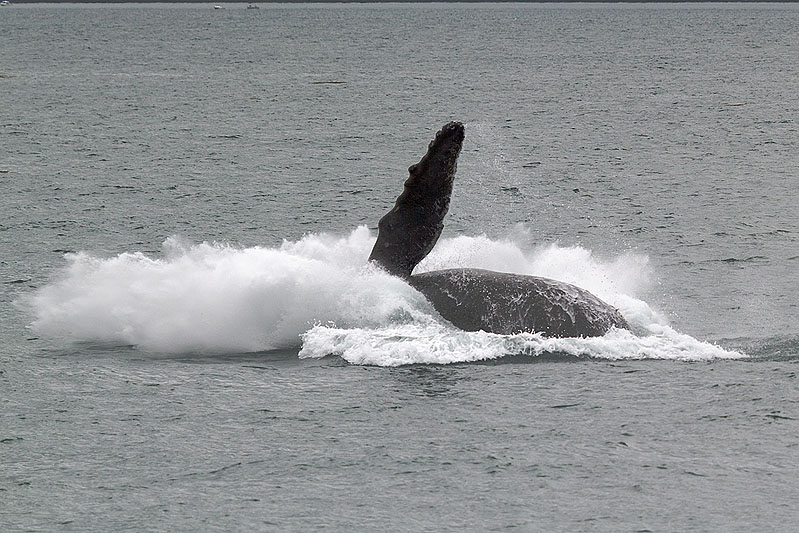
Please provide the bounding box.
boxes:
[24,226,745,364]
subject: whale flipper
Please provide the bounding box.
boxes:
[369,122,629,338]
[368,121,465,278]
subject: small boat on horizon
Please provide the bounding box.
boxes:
[247,4,259,9]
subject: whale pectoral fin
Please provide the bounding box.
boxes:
[368,122,465,278]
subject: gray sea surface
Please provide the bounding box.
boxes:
[2,2,798,531]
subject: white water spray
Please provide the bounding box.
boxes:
[24,226,744,364]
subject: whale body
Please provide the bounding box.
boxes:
[369,121,629,337]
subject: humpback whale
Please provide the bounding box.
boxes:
[369,121,629,338]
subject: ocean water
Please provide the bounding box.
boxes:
[2,2,798,530]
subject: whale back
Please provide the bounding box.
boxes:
[368,121,465,278]
[410,268,630,337]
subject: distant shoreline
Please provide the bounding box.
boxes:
[6,0,798,4]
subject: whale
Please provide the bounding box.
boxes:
[368,121,629,337]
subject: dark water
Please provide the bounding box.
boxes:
[2,3,798,531]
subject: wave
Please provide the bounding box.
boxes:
[22,226,745,365]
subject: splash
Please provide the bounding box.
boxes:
[299,323,742,367]
[24,226,745,364]
[26,227,427,353]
